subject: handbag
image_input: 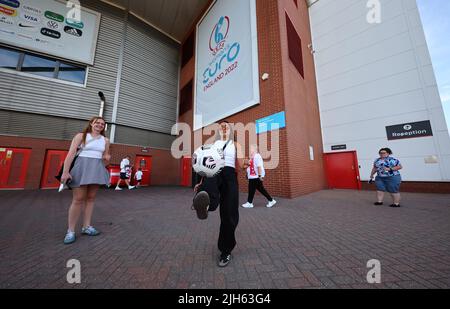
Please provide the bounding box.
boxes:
[55,137,94,182]
[55,153,79,182]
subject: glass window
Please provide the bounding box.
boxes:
[0,47,20,70]
[58,62,86,84]
[21,53,57,78]
[286,13,304,78]
[1,45,87,84]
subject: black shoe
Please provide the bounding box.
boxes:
[390,204,401,208]
[374,202,383,206]
[218,254,232,267]
[192,191,210,220]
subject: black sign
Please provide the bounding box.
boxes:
[386,120,433,140]
[40,28,61,39]
[331,145,347,151]
[64,26,83,37]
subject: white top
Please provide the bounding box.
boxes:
[78,134,105,159]
[120,158,130,173]
[214,139,236,168]
[247,153,265,179]
[135,171,143,180]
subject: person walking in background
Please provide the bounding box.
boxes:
[115,155,135,190]
[369,147,403,207]
[134,168,143,188]
[61,117,111,244]
[242,144,276,209]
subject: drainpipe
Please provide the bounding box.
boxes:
[98,91,106,117]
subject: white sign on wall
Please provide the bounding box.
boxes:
[194,0,260,130]
[0,0,101,65]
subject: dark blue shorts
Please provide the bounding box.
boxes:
[375,175,402,193]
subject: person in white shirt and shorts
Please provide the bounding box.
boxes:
[115,156,135,190]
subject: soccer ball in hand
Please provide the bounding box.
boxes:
[192,144,225,178]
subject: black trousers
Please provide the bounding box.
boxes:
[198,167,239,256]
[247,178,273,203]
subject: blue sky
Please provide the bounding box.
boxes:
[416,0,450,133]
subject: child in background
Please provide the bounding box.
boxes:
[135,168,143,188]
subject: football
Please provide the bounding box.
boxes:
[192,144,225,178]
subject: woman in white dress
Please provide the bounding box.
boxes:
[61,117,111,244]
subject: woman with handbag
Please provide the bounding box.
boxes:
[193,121,245,267]
[61,116,111,244]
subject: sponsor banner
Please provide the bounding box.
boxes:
[22,4,42,15]
[46,20,61,30]
[0,4,17,16]
[44,10,64,22]
[17,20,39,32]
[17,32,33,40]
[0,14,14,26]
[66,18,83,29]
[20,11,41,23]
[0,0,20,8]
[64,25,82,37]
[35,37,50,45]
[0,28,15,36]
[0,0,100,65]
[194,0,260,130]
[40,27,60,39]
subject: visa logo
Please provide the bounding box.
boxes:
[21,13,40,23]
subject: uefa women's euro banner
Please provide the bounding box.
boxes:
[0,0,100,65]
[194,0,260,130]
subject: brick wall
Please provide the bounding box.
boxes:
[0,135,179,190]
[179,0,291,197]
[278,0,328,197]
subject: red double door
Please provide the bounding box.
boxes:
[0,147,32,189]
[324,151,361,190]
[41,150,68,189]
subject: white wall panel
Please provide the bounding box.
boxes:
[310,0,450,181]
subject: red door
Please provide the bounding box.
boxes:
[107,165,121,187]
[134,156,151,186]
[0,148,32,189]
[181,157,192,187]
[324,151,361,190]
[41,150,68,189]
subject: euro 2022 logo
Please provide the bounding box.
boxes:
[202,16,240,87]
[209,16,229,56]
